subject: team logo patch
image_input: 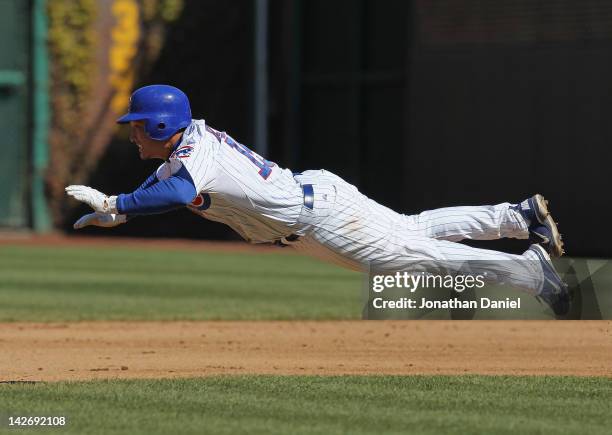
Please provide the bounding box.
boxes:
[189,193,211,211]
[172,145,194,159]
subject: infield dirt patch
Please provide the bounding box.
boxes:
[1,321,611,382]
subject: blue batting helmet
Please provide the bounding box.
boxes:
[117,85,192,141]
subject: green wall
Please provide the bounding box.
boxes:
[0,0,29,228]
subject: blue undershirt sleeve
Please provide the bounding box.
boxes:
[123,170,160,220]
[116,165,197,215]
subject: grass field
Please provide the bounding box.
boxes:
[0,242,610,435]
[2,376,611,435]
[0,245,361,321]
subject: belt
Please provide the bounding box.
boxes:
[293,172,314,210]
[274,182,314,247]
[302,184,314,210]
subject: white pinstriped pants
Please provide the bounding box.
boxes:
[291,170,543,295]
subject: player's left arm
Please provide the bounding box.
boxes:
[66,165,197,218]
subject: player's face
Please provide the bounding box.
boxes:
[129,121,166,159]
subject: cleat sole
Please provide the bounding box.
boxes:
[532,194,565,258]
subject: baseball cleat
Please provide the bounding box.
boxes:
[514,194,565,257]
[527,244,570,317]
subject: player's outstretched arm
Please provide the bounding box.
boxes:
[66,164,197,220]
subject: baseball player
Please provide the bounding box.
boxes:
[66,85,570,316]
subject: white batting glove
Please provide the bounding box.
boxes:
[73,212,127,229]
[65,185,118,214]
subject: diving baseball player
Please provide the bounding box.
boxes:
[66,85,570,316]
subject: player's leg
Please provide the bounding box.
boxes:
[302,170,526,244]
[300,219,543,295]
[402,203,527,242]
[390,238,569,316]
[402,195,564,257]
[295,222,571,315]
[378,233,545,295]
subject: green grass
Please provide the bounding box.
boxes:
[1,375,610,435]
[0,245,361,321]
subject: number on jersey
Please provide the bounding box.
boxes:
[224,136,275,179]
[207,126,275,179]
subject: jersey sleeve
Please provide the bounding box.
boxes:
[116,164,197,215]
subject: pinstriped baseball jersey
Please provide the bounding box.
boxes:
[156,119,303,242]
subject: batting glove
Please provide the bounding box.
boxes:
[65,185,118,214]
[73,212,127,229]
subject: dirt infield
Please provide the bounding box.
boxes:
[1,321,611,382]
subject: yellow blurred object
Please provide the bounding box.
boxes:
[109,0,140,115]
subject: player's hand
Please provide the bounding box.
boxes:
[73,212,127,229]
[65,185,118,214]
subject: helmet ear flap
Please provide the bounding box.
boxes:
[144,117,167,141]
